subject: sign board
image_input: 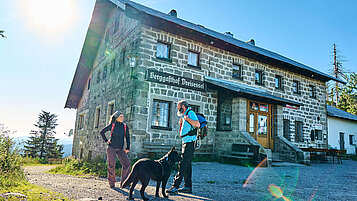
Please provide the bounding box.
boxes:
[315,124,323,130]
[285,104,299,110]
[145,69,206,92]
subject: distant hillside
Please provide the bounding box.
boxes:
[13,136,73,158]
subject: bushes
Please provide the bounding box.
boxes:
[0,125,25,188]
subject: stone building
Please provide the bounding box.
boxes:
[65,0,344,164]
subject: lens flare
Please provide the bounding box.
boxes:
[243,157,267,188]
[268,184,291,201]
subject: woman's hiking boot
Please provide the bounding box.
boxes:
[178,187,192,193]
[166,186,178,194]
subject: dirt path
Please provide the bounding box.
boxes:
[23,165,211,201]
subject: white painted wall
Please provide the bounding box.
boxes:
[328,117,357,154]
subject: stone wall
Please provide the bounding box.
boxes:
[73,8,142,160]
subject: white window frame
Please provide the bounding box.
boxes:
[187,51,199,68]
[156,42,170,60]
[94,106,101,129]
[151,99,172,130]
[106,100,115,125]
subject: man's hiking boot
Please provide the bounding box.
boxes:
[178,187,192,193]
[109,182,115,188]
[166,186,178,194]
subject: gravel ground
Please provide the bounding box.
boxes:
[23,160,357,201]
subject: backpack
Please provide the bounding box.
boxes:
[196,113,208,140]
[110,123,127,137]
[182,110,208,140]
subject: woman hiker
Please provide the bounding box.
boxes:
[100,110,131,188]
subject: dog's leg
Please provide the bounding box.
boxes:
[140,179,150,201]
[162,179,169,198]
[155,181,160,197]
[129,178,139,200]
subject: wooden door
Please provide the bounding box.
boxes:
[247,100,273,149]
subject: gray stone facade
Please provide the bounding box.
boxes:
[71,2,329,163]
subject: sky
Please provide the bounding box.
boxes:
[0,0,356,139]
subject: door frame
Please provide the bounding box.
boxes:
[246,100,274,149]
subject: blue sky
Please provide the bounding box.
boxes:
[0,0,356,139]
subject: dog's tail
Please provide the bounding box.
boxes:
[122,165,137,188]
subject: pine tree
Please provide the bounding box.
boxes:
[337,73,357,115]
[24,111,63,159]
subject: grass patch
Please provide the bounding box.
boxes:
[350,155,357,161]
[0,180,71,201]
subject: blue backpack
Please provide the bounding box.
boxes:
[196,113,208,140]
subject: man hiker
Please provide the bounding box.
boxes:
[166,100,200,194]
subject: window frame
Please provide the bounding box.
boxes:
[106,100,115,125]
[156,41,171,61]
[283,119,290,140]
[232,63,242,79]
[295,121,303,142]
[350,135,355,145]
[293,80,300,94]
[309,85,316,98]
[217,92,233,131]
[187,50,200,69]
[87,78,91,91]
[94,107,101,129]
[114,17,120,34]
[78,114,85,130]
[151,99,172,130]
[105,28,110,43]
[275,75,283,90]
[255,70,264,85]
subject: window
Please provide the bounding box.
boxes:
[97,70,101,83]
[350,135,355,145]
[105,28,110,43]
[103,65,107,80]
[293,81,300,94]
[187,51,199,68]
[156,42,171,60]
[309,85,316,98]
[111,57,116,73]
[78,114,85,130]
[255,70,263,85]
[87,78,91,90]
[107,101,115,124]
[232,64,242,79]
[121,49,126,65]
[95,107,101,129]
[114,17,120,34]
[190,105,200,114]
[217,95,232,131]
[295,121,303,142]
[275,75,282,89]
[283,119,290,140]
[151,100,171,129]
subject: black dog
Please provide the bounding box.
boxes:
[122,146,182,201]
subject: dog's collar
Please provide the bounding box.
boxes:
[164,156,172,167]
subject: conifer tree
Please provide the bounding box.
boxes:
[24,111,63,159]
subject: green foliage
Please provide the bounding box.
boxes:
[24,111,63,159]
[350,155,357,161]
[21,156,49,165]
[337,73,357,115]
[49,156,118,178]
[0,124,24,188]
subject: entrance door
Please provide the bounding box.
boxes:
[247,101,273,149]
[339,132,345,150]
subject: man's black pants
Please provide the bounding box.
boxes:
[172,141,195,188]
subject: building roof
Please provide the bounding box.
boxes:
[205,76,303,107]
[327,105,357,122]
[119,0,345,84]
[65,0,345,108]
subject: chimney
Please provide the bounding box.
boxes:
[168,9,177,17]
[225,32,233,38]
[246,39,255,45]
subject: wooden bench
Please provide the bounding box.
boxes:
[220,144,261,165]
[301,148,346,164]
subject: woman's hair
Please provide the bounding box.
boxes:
[110,110,122,124]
